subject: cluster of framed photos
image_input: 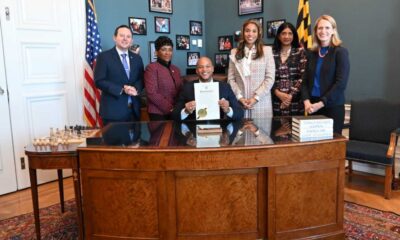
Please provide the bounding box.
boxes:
[135,0,285,68]
[214,18,286,68]
[134,0,204,67]
[128,17,203,37]
[215,35,232,69]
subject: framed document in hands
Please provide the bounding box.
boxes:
[194,82,219,120]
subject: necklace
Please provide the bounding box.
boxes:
[318,47,329,58]
[280,48,291,57]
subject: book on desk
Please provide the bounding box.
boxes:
[292,115,333,142]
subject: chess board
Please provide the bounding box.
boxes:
[33,129,99,146]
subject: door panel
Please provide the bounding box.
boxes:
[0,0,84,189]
[0,21,17,195]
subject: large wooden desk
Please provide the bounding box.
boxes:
[79,119,347,240]
[25,144,84,240]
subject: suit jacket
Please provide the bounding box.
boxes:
[144,61,183,115]
[171,80,244,121]
[228,46,275,119]
[301,46,350,107]
[94,47,144,121]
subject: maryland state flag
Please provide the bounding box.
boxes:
[296,0,312,49]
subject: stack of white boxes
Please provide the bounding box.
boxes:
[292,115,333,142]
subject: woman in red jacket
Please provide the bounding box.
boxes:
[144,36,183,120]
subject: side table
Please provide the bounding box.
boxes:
[25,144,83,240]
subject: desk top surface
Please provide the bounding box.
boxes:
[26,117,346,154]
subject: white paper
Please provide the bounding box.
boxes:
[197,39,203,47]
[194,82,220,120]
[191,39,197,45]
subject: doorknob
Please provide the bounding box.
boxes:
[0,86,4,95]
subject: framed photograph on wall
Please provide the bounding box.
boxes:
[149,41,157,63]
[187,52,200,67]
[218,35,233,51]
[251,17,263,32]
[129,17,147,35]
[176,35,190,50]
[238,0,263,16]
[267,19,286,38]
[215,53,229,68]
[154,16,170,33]
[234,30,241,42]
[189,21,202,36]
[149,0,173,14]
[129,44,140,54]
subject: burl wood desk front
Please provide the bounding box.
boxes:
[78,119,346,240]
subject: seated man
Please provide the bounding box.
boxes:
[172,57,244,121]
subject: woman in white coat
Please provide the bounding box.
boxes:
[228,19,275,119]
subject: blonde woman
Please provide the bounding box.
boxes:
[301,15,350,134]
[228,19,275,119]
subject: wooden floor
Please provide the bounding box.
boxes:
[0,175,399,221]
[0,178,75,221]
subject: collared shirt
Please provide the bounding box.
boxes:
[115,47,130,70]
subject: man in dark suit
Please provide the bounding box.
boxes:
[172,57,243,121]
[95,25,144,126]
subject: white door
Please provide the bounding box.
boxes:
[0,0,85,191]
[0,24,17,195]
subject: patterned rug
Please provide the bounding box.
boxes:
[1,200,399,239]
[345,202,400,239]
[0,199,78,240]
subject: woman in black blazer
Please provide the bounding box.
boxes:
[301,15,350,134]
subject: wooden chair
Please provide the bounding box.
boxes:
[346,99,400,199]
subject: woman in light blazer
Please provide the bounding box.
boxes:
[228,19,275,119]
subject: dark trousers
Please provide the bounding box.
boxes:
[310,97,345,134]
[313,104,345,135]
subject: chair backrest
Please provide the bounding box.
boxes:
[186,68,196,75]
[349,99,400,144]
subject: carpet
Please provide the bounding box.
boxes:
[1,200,399,239]
[0,199,78,240]
[345,202,400,239]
